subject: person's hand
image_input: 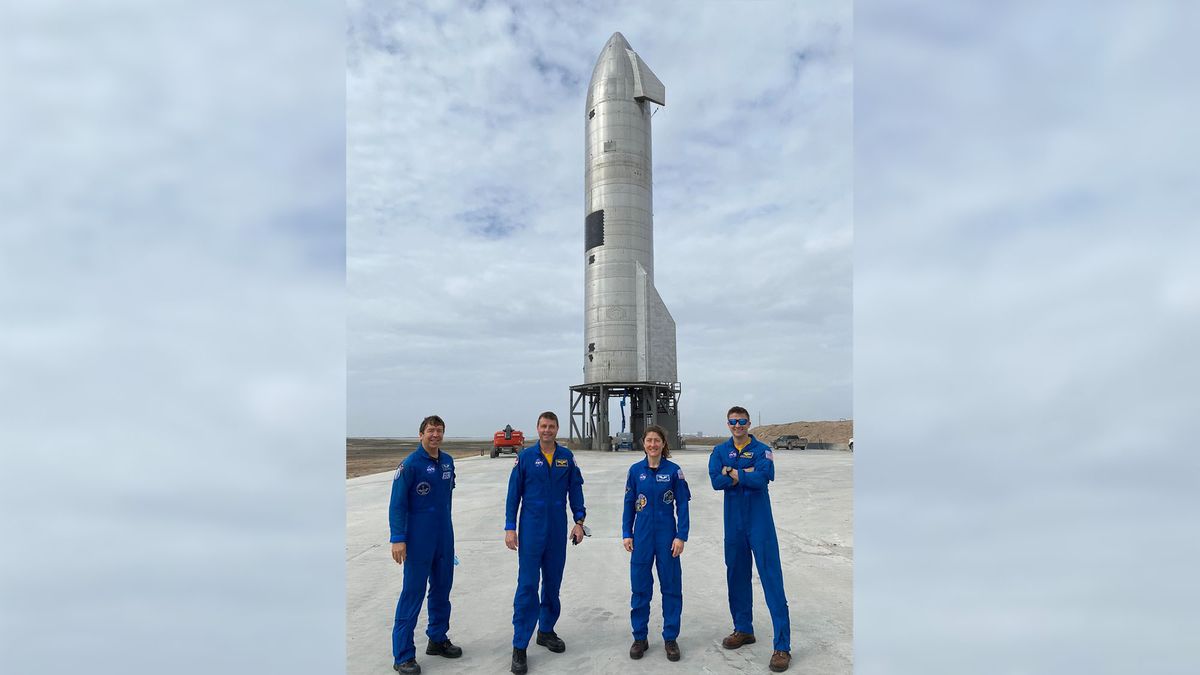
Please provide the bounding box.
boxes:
[729,469,739,485]
[743,467,755,473]
[570,523,585,545]
[505,530,518,551]
[623,538,633,553]
[721,466,732,476]
[671,538,685,557]
[391,542,407,565]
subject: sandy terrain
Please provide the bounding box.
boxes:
[346,446,852,674]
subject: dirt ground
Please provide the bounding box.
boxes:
[346,438,495,479]
[347,419,853,478]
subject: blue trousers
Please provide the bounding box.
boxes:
[725,529,790,651]
[512,544,566,648]
[630,546,682,641]
[392,549,453,663]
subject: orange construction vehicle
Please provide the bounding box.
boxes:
[491,424,525,458]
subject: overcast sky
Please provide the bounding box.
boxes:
[347,0,852,438]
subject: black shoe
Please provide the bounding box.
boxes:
[511,647,528,674]
[629,639,648,659]
[664,640,681,661]
[426,638,462,658]
[536,631,566,653]
[393,659,421,674]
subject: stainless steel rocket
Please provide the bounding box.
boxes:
[583,32,677,385]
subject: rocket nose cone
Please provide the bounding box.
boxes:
[606,32,631,50]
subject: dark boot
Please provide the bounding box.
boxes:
[425,638,462,658]
[510,647,528,674]
[721,631,756,649]
[629,639,648,659]
[536,631,566,653]
[664,640,681,661]
[393,659,421,674]
[769,650,792,672]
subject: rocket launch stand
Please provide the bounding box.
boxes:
[568,381,681,452]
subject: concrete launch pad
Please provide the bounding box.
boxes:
[346,447,852,674]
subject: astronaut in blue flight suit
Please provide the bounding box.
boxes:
[621,425,690,662]
[504,411,586,675]
[708,406,793,673]
[389,415,463,674]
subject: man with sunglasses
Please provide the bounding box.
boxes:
[708,406,792,672]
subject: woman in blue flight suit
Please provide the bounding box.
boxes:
[621,425,690,662]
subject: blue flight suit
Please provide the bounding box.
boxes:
[505,444,586,649]
[621,457,690,641]
[708,435,791,652]
[389,446,456,665]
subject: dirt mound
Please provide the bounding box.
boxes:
[752,420,853,445]
[688,420,852,447]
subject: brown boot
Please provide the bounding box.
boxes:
[664,640,680,661]
[721,631,756,649]
[769,650,791,672]
[629,639,648,659]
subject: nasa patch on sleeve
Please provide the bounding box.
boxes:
[765,450,774,461]
[393,465,403,481]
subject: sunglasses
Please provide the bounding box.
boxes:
[727,419,749,426]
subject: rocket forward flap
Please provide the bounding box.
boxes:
[625,49,665,106]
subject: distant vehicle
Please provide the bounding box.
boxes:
[848,437,854,452]
[614,432,634,451]
[772,435,807,451]
[491,425,525,458]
